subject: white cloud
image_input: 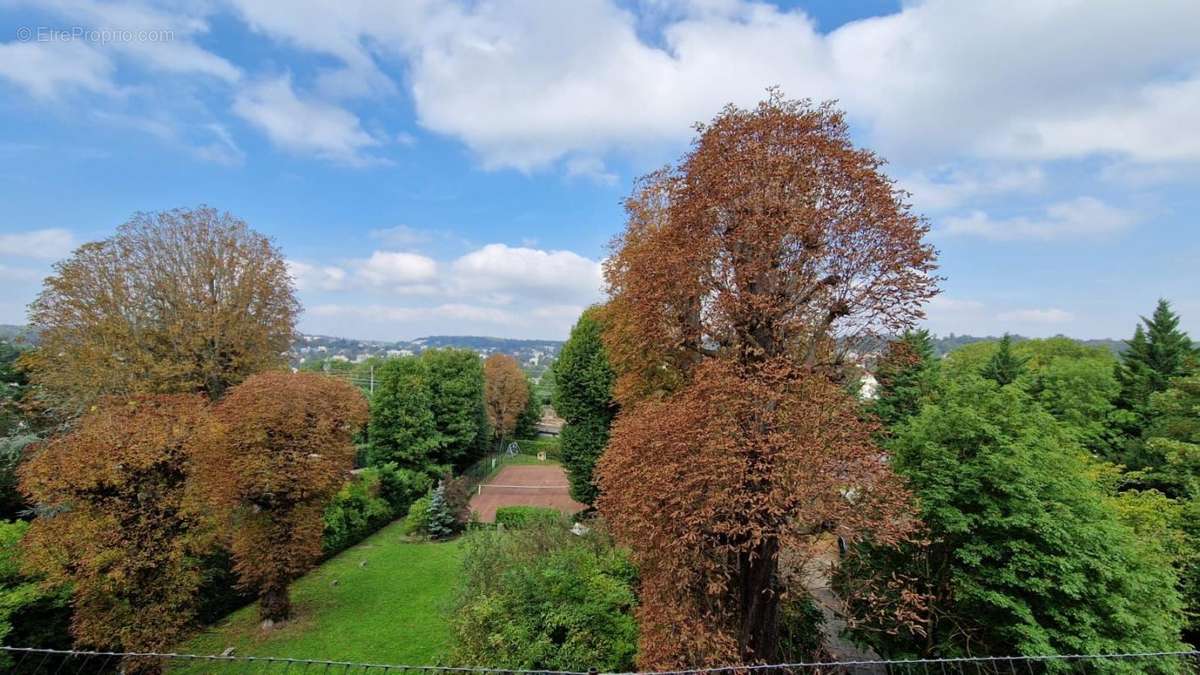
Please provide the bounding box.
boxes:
[287,260,349,292]
[450,243,604,304]
[232,75,381,165]
[221,0,1200,170]
[0,228,76,260]
[0,41,115,99]
[356,250,439,286]
[997,308,1074,324]
[942,197,1138,241]
[899,165,1044,212]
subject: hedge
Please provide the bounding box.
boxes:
[495,505,563,528]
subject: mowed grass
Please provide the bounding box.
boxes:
[175,521,463,670]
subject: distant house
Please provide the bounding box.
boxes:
[535,406,564,437]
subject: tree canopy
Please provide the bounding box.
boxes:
[597,93,937,668]
[194,372,368,621]
[19,395,217,659]
[484,354,528,446]
[22,207,298,414]
[839,376,1185,659]
[553,307,616,504]
[368,357,443,473]
[870,329,940,430]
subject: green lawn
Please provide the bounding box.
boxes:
[176,521,463,670]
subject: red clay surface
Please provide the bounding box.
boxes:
[468,463,586,523]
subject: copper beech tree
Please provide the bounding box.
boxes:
[23,206,299,415]
[596,94,939,667]
[483,353,528,448]
[194,372,368,622]
[18,395,217,669]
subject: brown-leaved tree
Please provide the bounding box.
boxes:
[23,206,299,415]
[597,93,938,667]
[18,395,217,669]
[483,353,528,448]
[195,372,368,622]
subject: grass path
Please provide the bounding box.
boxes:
[177,521,463,669]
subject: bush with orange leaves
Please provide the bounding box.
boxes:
[597,93,938,668]
[18,395,217,666]
[194,372,368,621]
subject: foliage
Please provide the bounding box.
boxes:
[404,496,433,536]
[427,482,457,539]
[980,333,1028,386]
[598,94,935,668]
[777,592,827,662]
[1117,300,1198,419]
[943,337,1121,456]
[0,520,71,665]
[838,376,1185,659]
[553,307,616,504]
[0,341,29,438]
[22,207,298,415]
[870,329,940,430]
[322,471,394,555]
[18,395,217,656]
[447,521,638,671]
[495,505,563,528]
[180,526,464,668]
[514,375,543,439]
[1130,374,1200,497]
[515,436,562,461]
[0,433,36,519]
[367,357,444,474]
[421,348,489,468]
[375,463,434,516]
[194,372,369,622]
[483,354,528,447]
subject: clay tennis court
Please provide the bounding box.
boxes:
[468,463,586,523]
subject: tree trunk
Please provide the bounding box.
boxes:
[259,584,291,622]
[737,536,781,663]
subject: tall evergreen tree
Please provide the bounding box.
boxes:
[368,357,444,473]
[980,334,1028,386]
[421,349,487,469]
[871,329,940,429]
[553,308,616,505]
[1118,299,1197,417]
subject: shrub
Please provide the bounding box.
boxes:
[404,496,432,536]
[0,520,71,666]
[495,506,563,528]
[447,521,638,671]
[376,463,433,516]
[428,483,457,539]
[516,436,562,461]
[322,471,393,555]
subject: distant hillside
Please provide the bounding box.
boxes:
[291,334,562,378]
[0,324,37,344]
[931,334,1127,357]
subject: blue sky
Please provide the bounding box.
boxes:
[0,0,1197,341]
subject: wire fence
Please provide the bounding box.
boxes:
[4,648,1200,675]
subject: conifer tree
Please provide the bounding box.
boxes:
[1117,299,1197,417]
[981,334,1028,386]
[871,329,940,429]
[427,482,456,539]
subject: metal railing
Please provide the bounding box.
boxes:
[3,648,1199,675]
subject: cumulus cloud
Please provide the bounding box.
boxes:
[221,0,1200,170]
[942,197,1138,241]
[232,75,381,165]
[0,228,76,260]
[450,244,604,304]
[900,165,1045,212]
[287,259,349,292]
[355,250,439,286]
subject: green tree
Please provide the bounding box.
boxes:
[871,329,940,429]
[553,308,616,505]
[0,520,71,666]
[427,481,456,539]
[367,357,444,474]
[1116,300,1198,465]
[838,376,1185,659]
[980,333,1028,386]
[514,375,542,439]
[421,349,488,468]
